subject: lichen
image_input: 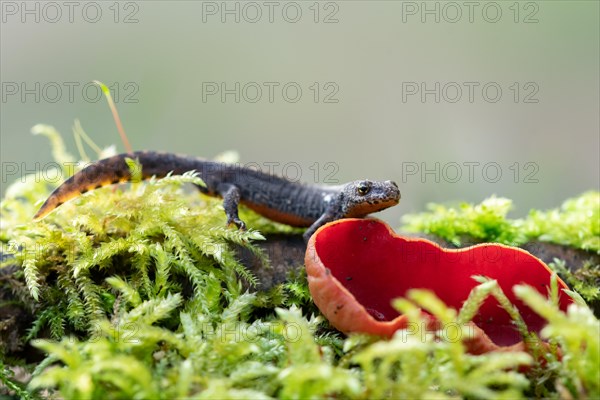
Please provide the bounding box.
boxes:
[1,126,598,399]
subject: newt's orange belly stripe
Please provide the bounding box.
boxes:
[33,177,130,220]
[242,200,314,227]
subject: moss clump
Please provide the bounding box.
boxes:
[402,193,600,253]
[550,259,600,306]
[1,126,599,399]
[3,164,268,338]
[522,192,600,253]
[25,279,600,399]
[402,196,523,246]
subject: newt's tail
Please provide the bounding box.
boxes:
[33,151,204,220]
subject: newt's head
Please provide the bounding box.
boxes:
[341,180,400,218]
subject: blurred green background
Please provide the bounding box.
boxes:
[1,1,598,226]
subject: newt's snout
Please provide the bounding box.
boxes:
[383,180,401,203]
[385,180,400,200]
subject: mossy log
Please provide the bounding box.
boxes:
[1,232,597,358]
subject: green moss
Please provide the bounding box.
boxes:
[550,259,600,304]
[401,192,600,253]
[1,126,599,399]
[522,191,600,253]
[402,196,523,246]
[0,360,34,400]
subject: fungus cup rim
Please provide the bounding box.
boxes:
[305,218,572,353]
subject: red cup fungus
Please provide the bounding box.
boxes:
[305,218,573,354]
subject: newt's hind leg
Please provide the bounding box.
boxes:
[217,183,246,230]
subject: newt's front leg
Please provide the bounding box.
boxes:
[303,209,337,242]
[218,183,246,230]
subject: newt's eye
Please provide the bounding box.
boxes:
[357,182,371,196]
